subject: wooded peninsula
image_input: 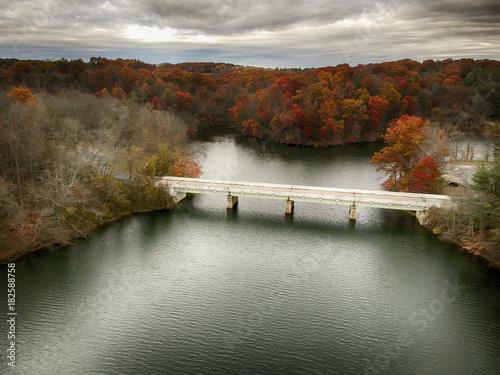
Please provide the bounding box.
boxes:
[1,57,499,265]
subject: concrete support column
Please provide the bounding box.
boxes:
[416,210,427,226]
[349,205,357,220]
[285,200,294,215]
[172,192,187,204]
[227,195,238,209]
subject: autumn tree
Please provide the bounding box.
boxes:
[400,96,417,115]
[112,87,127,100]
[152,96,165,110]
[95,88,109,98]
[9,61,33,84]
[120,66,140,91]
[162,88,177,108]
[241,118,262,136]
[368,96,389,129]
[140,145,202,178]
[176,91,193,110]
[8,86,37,107]
[379,81,402,116]
[371,115,430,191]
[228,95,249,124]
[342,99,368,141]
[171,152,203,178]
[319,99,342,143]
[408,156,441,193]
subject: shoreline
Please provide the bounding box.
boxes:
[4,201,498,271]
[426,227,500,270]
[408,209,500,270]
[0,206,171,265]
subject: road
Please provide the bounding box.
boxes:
[158,177,453,211]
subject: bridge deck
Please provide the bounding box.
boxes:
[158,177,452,212]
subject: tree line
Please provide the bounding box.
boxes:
[1,57,499,146]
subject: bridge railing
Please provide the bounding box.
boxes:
[157,176,454,212]
[158,176,452,200]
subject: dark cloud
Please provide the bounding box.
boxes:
[419,0,500,22]
[144,0,374,33]
[0,0,498,68]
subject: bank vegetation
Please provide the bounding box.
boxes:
[371,113,500,267]
[0,87,201,263]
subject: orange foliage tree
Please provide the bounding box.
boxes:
[242,118,262,136]
[8,86,37,107]
[176,91,193,110]
[370,115,430,191]
[112,87,127,100]
[171,154,202,178]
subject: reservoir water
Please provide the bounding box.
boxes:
[2,133,500,374]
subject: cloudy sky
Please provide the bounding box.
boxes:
[1,0,499,68]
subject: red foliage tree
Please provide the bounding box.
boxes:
[275,75,305,95]
[152,96,165,110]
[408,156,441,193]
[368,96,389,129]
[398,79,409,92]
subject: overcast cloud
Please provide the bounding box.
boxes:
[0,0,499,67]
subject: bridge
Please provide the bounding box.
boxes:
[157,177,453,224]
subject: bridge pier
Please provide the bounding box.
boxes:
[285,200,294,215]
[349,205,357,220]
[227,195,238,209]
[171,192,187,203]
[416,210,427,226]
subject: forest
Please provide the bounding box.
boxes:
[0,57,499,264]
[1,57,499,145]
[0,85,200,262]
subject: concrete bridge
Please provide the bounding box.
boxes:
[157,177,454,224]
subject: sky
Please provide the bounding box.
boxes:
[1,0,499,68]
